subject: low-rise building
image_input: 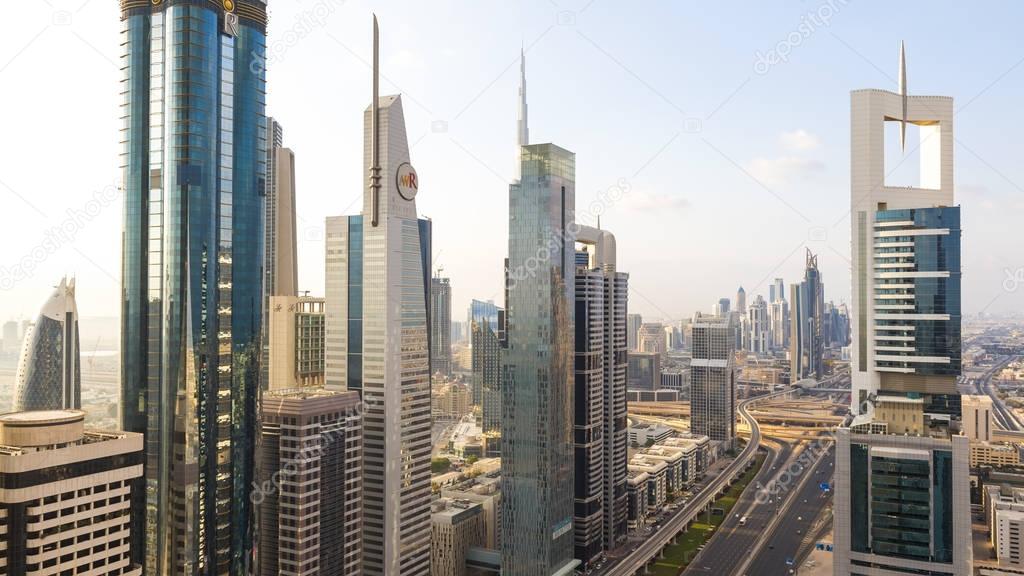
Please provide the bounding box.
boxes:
[662,433,712,475]
[0,410,143,576]
[660,370,689,394]
[626,389,679,403]
[442,475,502,550]
[431,498,487,576]
[626,470,650,530]
[637,445,686,494]
[628,422,674,446]
[974,442,1022,468]
[628,455,668,512]
[987,485,1024,568]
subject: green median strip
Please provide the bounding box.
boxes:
[645,453,767,575]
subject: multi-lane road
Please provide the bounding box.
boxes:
[969,355,1020,430]
[679,438,793,575]
[743,446,834,574]
[602,389,793,576]
[682,439,834,576]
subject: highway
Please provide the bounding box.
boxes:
[743,446,835,574]
[604,388,794,576]
[971,355,1019,430]
[679,438,792,575]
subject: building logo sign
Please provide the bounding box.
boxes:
[396,162,418,201]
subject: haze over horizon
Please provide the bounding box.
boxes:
[1,0,1022,327]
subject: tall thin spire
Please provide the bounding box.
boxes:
[514,45,529,181]
[370,14,381,226]
[898,40,907,152]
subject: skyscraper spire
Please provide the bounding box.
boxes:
[370,14,381,226]
[898,40,907,152]
[514,45,529,181]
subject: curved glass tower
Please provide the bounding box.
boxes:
[14,276,81,411]
[119,0,267,573]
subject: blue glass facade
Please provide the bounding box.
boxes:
[120,1,266,573]
[502,143,577,576]
[875,207,961,375]
[346,216,363,392]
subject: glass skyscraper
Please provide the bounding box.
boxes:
[835,47,971,576]
[790,249,825,381]
[501,143,578,576]
[119,1,267,573]
[14,276,80,411]
[431,276,453,377]
[470,299,504,434]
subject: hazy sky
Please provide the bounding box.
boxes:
[1,0,1022,331]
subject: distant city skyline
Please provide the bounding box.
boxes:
[2,2,1022,328]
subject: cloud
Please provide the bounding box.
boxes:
[779,129,821,151]
[748,156,824,186]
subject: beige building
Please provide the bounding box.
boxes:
[964,394,994,442]
[873,395,925,435]
[0,410,143,576]
[433,382,472,422]
[442,476,502,550]
[431,499,486,576]
[627,455,667,512]
[258,388,363,575]
[972,442,1021,468]
[986,485,1024,568]
[268,295,326,389]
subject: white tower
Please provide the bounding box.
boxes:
[324,15,432,575]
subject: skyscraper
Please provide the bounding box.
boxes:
[431,275,453,377]
[264,117,298,299]
[769,277,785,305]
[637,322,666,354]
[735,285,746,314]
[323,17,432,574]
[790,249,825,381]
[502,142,578,576]
[833,44,970,576]
[574,226,629,563]
[690,314,735,446]
[258,388,363,576]
[714,297,731,316]
[262,117,298,390]
[747,294,769,355]
[119,1,267,572]
[470,299,504,434]
[626,313,642,351]
[14,276,80,411]
[768,298,789,351]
